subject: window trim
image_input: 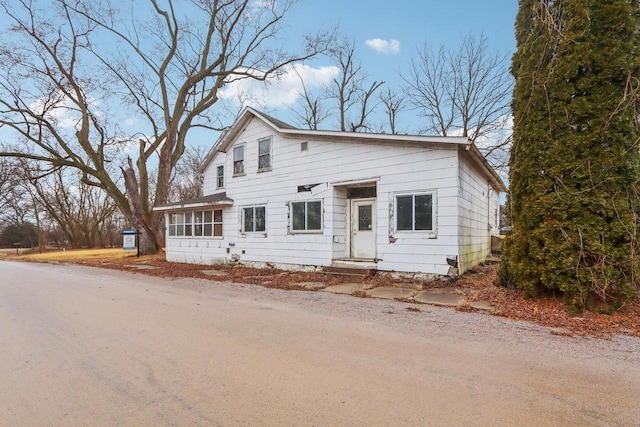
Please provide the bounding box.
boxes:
[393,191,436,236]
[233,144,245,176]
[241,205,267,235]
[290,200,323,234]
[167,209,224,239]
[257,137,272,172]
[216,165,225,189]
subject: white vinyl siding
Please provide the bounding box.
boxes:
[171,115,501,274]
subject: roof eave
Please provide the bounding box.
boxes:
[153,199,234,212]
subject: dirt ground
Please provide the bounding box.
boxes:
[3,248,639,338]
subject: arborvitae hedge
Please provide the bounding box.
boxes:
[500,0,640,310]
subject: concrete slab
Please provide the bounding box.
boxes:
[132,265,158,270]
[392,282,424,290]
[296,281,326,290]
[200,270,230,277]
[366,287,417,300]
[244,275,275,281]
[470,301,494,312]
[425,287,462,294]
[413,291,462,307]
[321,283,368,295]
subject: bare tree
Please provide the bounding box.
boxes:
[0,157,15,221]
[378,88,408,134]
[402,33,512,168]
[169,144,207,202]
[326,38,385,132]
[27,167,121,248]
[0,0,334,253]
[290,68,330,130]
[0,157,32,227]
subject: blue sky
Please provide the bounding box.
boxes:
[218,0,519,132]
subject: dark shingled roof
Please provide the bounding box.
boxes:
[154,192,233,211]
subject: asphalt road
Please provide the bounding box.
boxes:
[1,261,639,426]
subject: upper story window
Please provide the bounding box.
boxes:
[291,200,322,232]
[258,137,272,172]
[395,193,434,232]
[168,209,223,238]
[233,144,245,176]
[242,206,266,233]
[216,165,224,189]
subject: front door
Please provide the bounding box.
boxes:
[351,199,376,259]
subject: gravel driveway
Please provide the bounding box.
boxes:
[1,261,639,426]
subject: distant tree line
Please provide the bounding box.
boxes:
[289,33,513,173]
[0,150,203,249]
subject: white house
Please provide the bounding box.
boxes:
[155,107,506,277]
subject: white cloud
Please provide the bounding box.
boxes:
[365,38,400,54]
[218,64,339,109]
[29,92,101,129]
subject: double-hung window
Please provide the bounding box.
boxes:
[242,206,266,233]
[258,137,272,172]
[395,193,434,232]
[216,165,224,188]
[291,200,322,232]
[233,145,245,176]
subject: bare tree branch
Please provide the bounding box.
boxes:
[0,0,334,252]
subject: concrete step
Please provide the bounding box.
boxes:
[322,265,376,277]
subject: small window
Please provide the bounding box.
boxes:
[233,145,245,176]
[348,186,376,199]
[216,165,224,188]
[258,138,272,171]
[396,193,434,231]
[242,206,266,233]
[291,200,322,232]
[301,141,308,151]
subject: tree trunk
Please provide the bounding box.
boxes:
[122,158,161,255]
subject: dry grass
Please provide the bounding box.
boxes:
[12,247,139,262]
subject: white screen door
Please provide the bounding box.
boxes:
[351,199,376,259]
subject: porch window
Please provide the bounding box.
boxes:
[258,137,272,172]
[216,165,224,188]
[242,206,266,233]
[168,209,223,237]
[291,200,322,232]
[168,213,183,237]
[395,193,434,231]
[233,145,245,176]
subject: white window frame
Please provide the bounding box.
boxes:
[241,205,267,234]
[167,210,223,238]
[393,191,436,236]
[290,200,323,233]
[233,144,245,176]
[257,137,272,172]
[216,165,224,189]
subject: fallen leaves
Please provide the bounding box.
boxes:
[19,252,640,339]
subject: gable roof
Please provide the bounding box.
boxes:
[200,107,506,192]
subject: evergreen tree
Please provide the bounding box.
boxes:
[500,0,640,309]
